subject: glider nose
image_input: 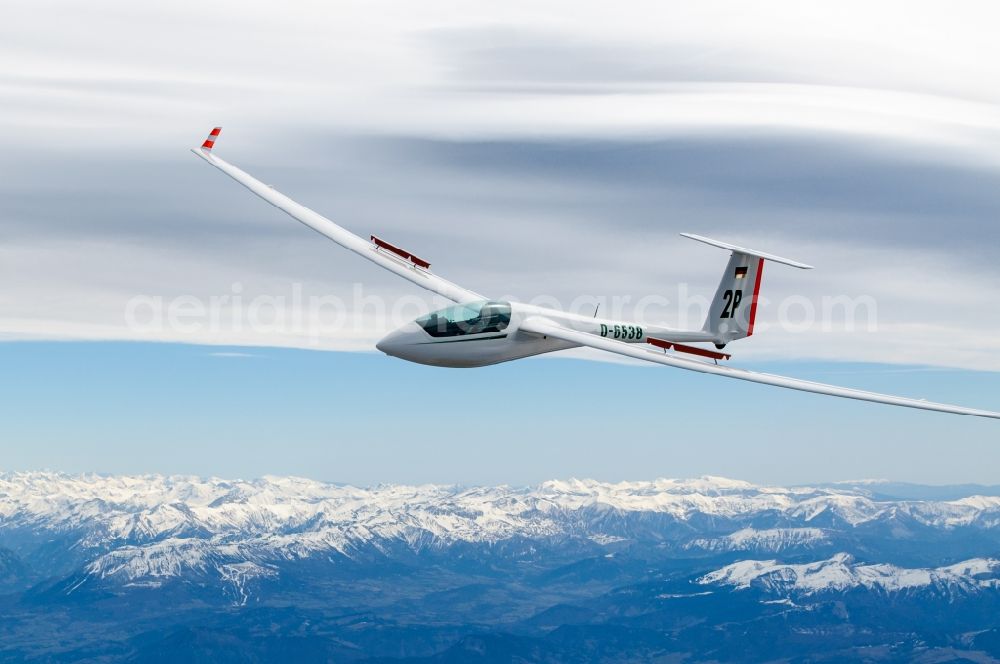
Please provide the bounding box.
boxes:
[376,322,422,357]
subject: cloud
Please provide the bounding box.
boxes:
[2,1,999,370]
[424,26,772,86]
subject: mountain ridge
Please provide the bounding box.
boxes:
[4,472,1000,661]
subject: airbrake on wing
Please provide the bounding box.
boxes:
[647,337,731,362]
[371,235,431,270]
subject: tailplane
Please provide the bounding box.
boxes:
[680,233,812,347]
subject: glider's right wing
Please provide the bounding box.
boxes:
[192,127,484,304]
[520,317,1000,420]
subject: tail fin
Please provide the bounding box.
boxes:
[680,233,813,346]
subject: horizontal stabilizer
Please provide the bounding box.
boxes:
[680,233,813,269]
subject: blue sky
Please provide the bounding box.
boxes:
[1,341,996,485]
[2,1,1000,484]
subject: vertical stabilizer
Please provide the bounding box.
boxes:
[680,233,812,346]
[704,253,765,344]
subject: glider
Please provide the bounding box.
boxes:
[193,128,999,419]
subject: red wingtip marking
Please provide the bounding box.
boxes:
[201,127,222,150]
[746,258,765,336]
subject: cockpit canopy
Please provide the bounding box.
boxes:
[415,300,512,338]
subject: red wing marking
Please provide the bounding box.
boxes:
[647,337,731,361]
[371,235,431,269]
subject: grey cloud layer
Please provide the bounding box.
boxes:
[2,1,999,368]
[384,135,1000,259]
[424,23,1000,105]
[3,130,999,368]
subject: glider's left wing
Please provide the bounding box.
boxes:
[520,317,1000,419]
[192,128,484,304]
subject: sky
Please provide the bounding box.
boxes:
[1,0,999,485]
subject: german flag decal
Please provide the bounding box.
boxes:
[734,266,748,279]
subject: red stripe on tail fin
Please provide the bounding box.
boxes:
[746,258,764,337]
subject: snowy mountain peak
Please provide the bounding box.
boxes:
[2,472,999,548]
[686,527,829,553]
[698,554,1000,595]
[3,472,1000,601]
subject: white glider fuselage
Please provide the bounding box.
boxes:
[376,302,710,368]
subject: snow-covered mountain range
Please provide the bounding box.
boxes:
[2,472,1000,593]
[700,552,1000,595]
[4,473,1000,662]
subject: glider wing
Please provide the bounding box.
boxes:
[192,128,484,304]
[520,317,1000,419]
